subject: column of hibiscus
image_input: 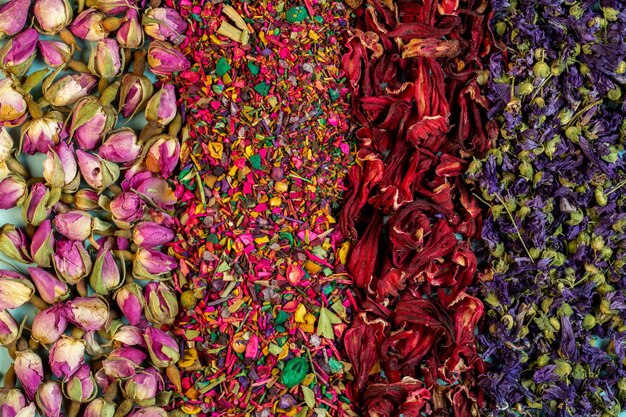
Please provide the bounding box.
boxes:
[0,1,191,416]
[339,0,493,415]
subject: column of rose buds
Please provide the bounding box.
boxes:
[0,1,189,416]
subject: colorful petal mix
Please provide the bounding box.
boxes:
[1,0,626,416]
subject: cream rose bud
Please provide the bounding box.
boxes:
[0,78,27,127]
[35,381,63,417]
[34,0,73,35]
[43,72,98,107]
[49,336,85,378]
[21,111,66,155]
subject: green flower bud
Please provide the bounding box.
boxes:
[571,364,586,380]
[591,235,605,251]
[495,21,506,36]
[553,360,572,378]
[565,126,581,142]
[582,314,596,330]
[549,317,561,331]
[558,109,574,125]
[608,88,622,101]
[529,247,541,259]
[517,82,534,96]
[616,60,626,75]
[569,4,584,19]
[533,61,551,78]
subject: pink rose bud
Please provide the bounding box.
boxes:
[31,305,68,345]
[0,0,30,39]
[30,219,55,267]
[143,327,180,368]
[89,0,133,14]
[54,210,92,241]
[99,128,141,163]
[69,9,109,41]
[0,270,34,311]
[144,282,178,326]
[0,388,36,417]
[0,175,27,209]
[88,38,123,79]
[90,244,121,294]
[112,325,146,347]
[127,172,176,210]
[102,346,146,378]
[35,381,63,417]
[76,150,120,192]
[22,183,52,226]
[145,135,180,178]
[115,283,144,326]
[117,8,143,49]
[0,224,30,263]
[21,111,66,155]
[84,398,116,417]
[144,8,188,45]
[49,336,85,378]
[34,0,73,35]
[145,84,177,127]
[147,40,190,76]
[133,248,177,280]
[42,147,66,189]
[124,367,163,407]
[133,222,175,248]
[62,364,97,403]
[38,40,72,68]
[28,267,70,304]
[0,126,14,162]
[119,74,153,119]
[127,407,168,417]
[14,350,44,400]
[56,142,80,191]
[70,96,117,150]
[44,72,98,107]
[110,191,145,226]
[65,296,109,331]
[0,78,27,127]
[0,310,19,346]
[74,188,99,211]
[53,239,92,284]
[0,28,38,77]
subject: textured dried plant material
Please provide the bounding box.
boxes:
[345,0,364,9]
[402,38,460,59]
[221,5,253,34]
[216,21,244,44]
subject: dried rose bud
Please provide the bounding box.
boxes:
[88,0,133,14]
[147,41,190,76]
[30,219,55,267]
[99,129,141,163]
[145,135,179,178]
[31,305,68,345]
[124,367,163,407]
[29,267,70,304]
[112,325,146,347]
[38,40,72,68]
[14,350,44,400]
[84,398,115,417]
[22,183,53,226]
[145,84,177,127]
[110,191,145,227]
[0,310,18,346]
[90,245,121,295]
[53,239,92,284]
[115,283,144,326]
[69,9,109,41]
[65,296,109,331]
[70,96,117,150]
[54,210,92,241]
[21,111,66,155]
[144,327,180,368]
[49,336,85,378]
[0,388,36,417]
[63,364,97,403]
[36,381,63,417]
[74,188,99,210]
[0,0,30,39]
[42,148,66,189]
[0,28,38,77]
[0,224,30,263]
[127,407,168,417]
[0,175,27,209]
[133,248,177,280]
[127,172,176,210]
[102,346,146,378]
[43,72,98,107]
[0,126,13,163]
[34,0,73,35]
[144,282,178,326]
[133,222,175,248]
[119,74,153,119]
[0,78,27,127]
[0,270,34,311]
[143,8,188,45]
[56,142,80,192]
[76,150,120,192]
[88,38,124,79]
[117,8,143,49]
